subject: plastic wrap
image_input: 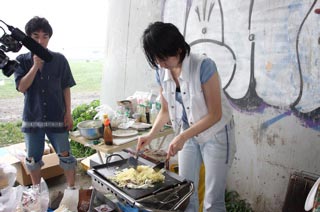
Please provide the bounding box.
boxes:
[20,178,49,212]
[0,163,22,212]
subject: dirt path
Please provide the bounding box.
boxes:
[0,91,100,122]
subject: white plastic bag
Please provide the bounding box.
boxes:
[0,186,23,212]
[55,188,79,212]
[0,163,22,212]
[20,178,49,212]
[305,177,320,211]
[93,104,115,120]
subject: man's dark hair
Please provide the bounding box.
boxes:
[25,16,53,38]
[142,21,190,69]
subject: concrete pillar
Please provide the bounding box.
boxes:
[101,0,163,109]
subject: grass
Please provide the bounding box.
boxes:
[69,60,103,93]
[0,60,103,99]
[0,77,18,98]
[0,122,24,147]
[0,60,103,150]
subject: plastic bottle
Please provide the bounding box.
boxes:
[103,118,113,145]
[150,103,158,125]
[139,105,147,123]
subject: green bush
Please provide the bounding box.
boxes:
[226,190,253,212]
[70,99,100,158]
[72,99,100,131]
[70,140,96,159]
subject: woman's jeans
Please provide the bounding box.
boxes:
[179,120,236,212]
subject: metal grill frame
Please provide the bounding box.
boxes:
[87,167,194,211]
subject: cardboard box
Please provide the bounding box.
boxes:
[0,142,64,186]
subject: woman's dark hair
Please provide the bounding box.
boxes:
[25,16,53,38]
[142,22,190,69]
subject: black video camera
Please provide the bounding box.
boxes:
[0,20,53,77]
[0,31,21,77]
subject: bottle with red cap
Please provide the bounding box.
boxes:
[103,117,113,145]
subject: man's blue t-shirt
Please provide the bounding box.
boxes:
[14,51,76,133]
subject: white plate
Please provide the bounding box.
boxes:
[112,129,138,137]
[130,122,152,129]
[305,177,320,211]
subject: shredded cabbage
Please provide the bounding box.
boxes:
[108,165,165,188]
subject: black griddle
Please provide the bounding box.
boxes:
[92,156,186,200]
[88,153,194,211]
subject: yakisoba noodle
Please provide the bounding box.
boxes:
[108,165,165,189]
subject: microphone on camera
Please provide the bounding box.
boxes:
[7,25,53,62]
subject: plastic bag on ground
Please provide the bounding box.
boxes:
[55,188,79,212]
[20,178,50,212]
[0,163,23,212]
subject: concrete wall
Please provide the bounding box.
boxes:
[101,0,163,108]
[101,0,320,211]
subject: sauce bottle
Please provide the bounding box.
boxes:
[103,118,113,145]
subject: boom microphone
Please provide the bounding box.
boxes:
[7,25,53,62]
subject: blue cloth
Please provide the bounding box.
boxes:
[155,58,217,126]
[117,203,140,212]
[199,58,217,83]
[14,51,76,133]
[179,119,236,211]
[24,130,76,171]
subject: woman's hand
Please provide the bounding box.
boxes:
[167,134,187,159]
[136,134,153,152]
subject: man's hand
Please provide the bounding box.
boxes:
[33,54,44,70]
[64,113,73,131]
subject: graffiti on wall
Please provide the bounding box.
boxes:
[162,0,320,129]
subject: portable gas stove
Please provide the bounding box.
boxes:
[87,153,194,211]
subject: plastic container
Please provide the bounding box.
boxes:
[150,103,158,125]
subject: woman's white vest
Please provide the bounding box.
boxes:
[158,53,233,143]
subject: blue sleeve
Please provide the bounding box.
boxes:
[60,54,76,89]
[14,54,30,91]
[200,58,217,84]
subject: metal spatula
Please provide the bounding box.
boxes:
[127,150,143,168]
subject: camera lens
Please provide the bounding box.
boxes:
[0,34,22,52]
[2,60,19,77]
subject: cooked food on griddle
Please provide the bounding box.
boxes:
[108,165,165,189]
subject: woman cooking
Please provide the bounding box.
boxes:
[136,21,237,212]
